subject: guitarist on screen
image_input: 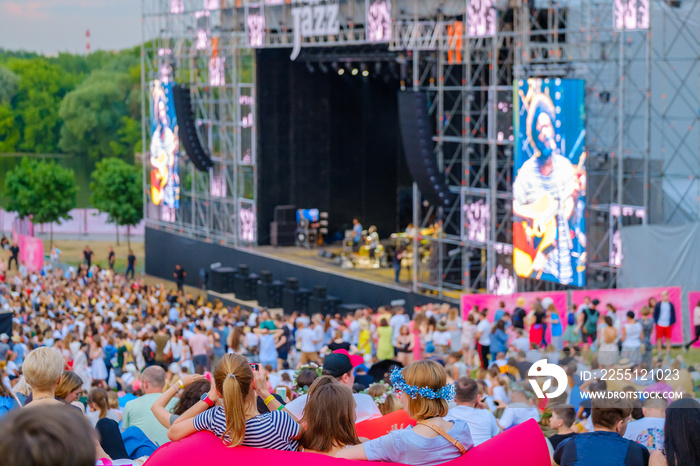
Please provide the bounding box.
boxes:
[513,90,585,285]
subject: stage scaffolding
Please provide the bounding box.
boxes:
[143,0,700,303]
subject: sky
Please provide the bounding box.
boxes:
[0,0,142,55]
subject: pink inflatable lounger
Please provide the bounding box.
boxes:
[145,418,549,466]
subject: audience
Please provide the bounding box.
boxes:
[623,397,667,452]
[299,376,361,455]
[649,398,700,466]
[0,405,97,466]
[548,404,577,450]
[168,353,300,450]
[122,365,173,446]
[554,397,650,466]
[336,360,474,465]
[444,377,500,446]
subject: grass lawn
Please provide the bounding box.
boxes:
[43,239,145,273]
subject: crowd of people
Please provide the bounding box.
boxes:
[0,257,698,466]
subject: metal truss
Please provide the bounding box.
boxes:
[142,0,257,246]
[142,0,700,300]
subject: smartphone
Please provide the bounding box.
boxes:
[275,387,287,399]
[249,363,260,371]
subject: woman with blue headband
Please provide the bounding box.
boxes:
[335,360,473,465]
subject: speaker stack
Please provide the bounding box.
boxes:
[256,271,283,308]
[282,277,310,313]
[209,266,237,293]
[233,264,258,301]
[271,205,297,247]
[308,286,342,316]
[398,90,456,209]
[172,85,214,171]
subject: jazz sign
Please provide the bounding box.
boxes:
[290,0,340,60]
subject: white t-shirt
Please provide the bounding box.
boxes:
[285,392,381,423]
[297,328,317,353]
[499,402,540,430]
[694,306,700,326]
[657,302,672,327]
[432,331,451,347]
[389,315,410,344]
[623,417,665,451]
[476,319,492,346]
[444,405,500,446]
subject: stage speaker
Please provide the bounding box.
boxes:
[285,277,299,290]
[234,272,257,301]
[209,266,236,293]
[270,221,296,246]
[260,270,273,283]
[282,288,310,313]
[398,90,456,209]
[312,285,327,299]
[172,84,214,171]
[269,280,284,308]
[238,264,250,276]
[308,296,330,316]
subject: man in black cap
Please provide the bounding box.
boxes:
[284,350,382,423]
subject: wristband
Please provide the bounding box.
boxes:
[277,405,285,411]
[263,395,275,405]
[200,393,215,407]
[177,379,185,390]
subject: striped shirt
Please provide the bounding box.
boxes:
[193,407,300,451]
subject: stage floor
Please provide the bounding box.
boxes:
[253,245,412,290]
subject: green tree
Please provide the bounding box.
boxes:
[59,71,135,160]
[0,67,19,104]
[89,157,143,247]
[0,104,20,152]
[8,58,77,153]
[4,158,77,245]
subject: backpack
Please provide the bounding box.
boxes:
[583,309,599,334]
[142,345,155,365]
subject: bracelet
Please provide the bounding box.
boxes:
[277,405,285,411]
[263,395,275,405]
[178,380,185,390]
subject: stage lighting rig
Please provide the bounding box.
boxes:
[361,64,369,77]
[352,67,359,76]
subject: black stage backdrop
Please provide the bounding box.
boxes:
[256,49,411,244]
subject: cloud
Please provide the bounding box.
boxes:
[2,2,48,20]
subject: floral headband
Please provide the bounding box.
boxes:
[363,381,390,405]
[292,362,323,396]
[390,367,456,401]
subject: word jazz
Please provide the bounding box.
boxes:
[291,0,340,60]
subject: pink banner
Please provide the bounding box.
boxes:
[688,292,700,348]
[18,234,43,273]
[461,291,568,326]
[571,287,683,344]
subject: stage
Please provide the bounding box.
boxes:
[146,227,450,311]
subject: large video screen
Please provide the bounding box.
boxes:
[149,80,180,210]
[513,78,586,287]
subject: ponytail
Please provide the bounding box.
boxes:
[214,354,253,447]
[222,375,246,446]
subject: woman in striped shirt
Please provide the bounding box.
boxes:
[168,353,300,450]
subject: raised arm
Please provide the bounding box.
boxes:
[152,374,206,428]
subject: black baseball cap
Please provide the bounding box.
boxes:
[323,353,356,378]
[592,299,600,306]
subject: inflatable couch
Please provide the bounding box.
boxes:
[144,418,549,466]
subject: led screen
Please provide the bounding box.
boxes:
[513,78,586,286]
[149,80,180,210]
[467,0,496,37]
[366,0,391,42]
[614,0,649,31]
